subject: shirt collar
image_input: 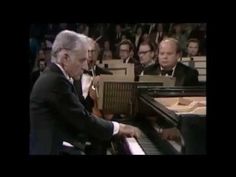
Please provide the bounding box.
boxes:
[55,63,74,84]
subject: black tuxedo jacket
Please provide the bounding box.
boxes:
[30,63,113,154]
[143,62,199,86]
[30,70,40,92]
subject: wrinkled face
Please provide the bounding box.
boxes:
[187,42,199,56]
[63,48,88,80]
[87,42,98,69]
[158,41,179,70]
[119,44,130,60]
[138,44,154,65]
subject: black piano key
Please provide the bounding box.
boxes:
[136,133,163,155]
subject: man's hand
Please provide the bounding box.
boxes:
[89,86,97,100]
[118,123,142,139]
[160,127,182,143]
[92,76,100,88]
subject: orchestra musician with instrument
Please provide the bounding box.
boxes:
[73,37,112,117]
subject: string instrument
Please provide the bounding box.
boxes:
[90,68,103,117]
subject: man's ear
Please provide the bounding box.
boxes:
[177,52,182,59]
[61,51,70,62]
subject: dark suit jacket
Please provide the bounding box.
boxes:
[73,65,112,113]
[123,57,136,64]
[30,70,40,92]
[143,62,199,86]
[30,63,113,154]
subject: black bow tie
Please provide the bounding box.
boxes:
[161,69,173,76]
[83,70,93,76]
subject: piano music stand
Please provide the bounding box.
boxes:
[139,75,176,86]
[96,59,134,76]
[98,75,176,118]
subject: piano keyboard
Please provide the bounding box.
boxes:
[152,123,183,153]
[125,133,163,155]
[125,138,145,155]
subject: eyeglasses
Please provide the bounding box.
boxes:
[138,50,151,55]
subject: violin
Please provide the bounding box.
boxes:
[90,68,103,118]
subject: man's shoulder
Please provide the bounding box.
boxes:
[146,63,159,70]
[177,62,198,74]
[95,65,112,75]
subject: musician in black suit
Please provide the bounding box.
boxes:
[119,39,136,64]
[143,38,199,143]
[144,38,199,86]
[111,24,123,58]
[149,23,166,46]
[136,41,156,77]
[118,39,143,82]
[30,30,141,155]
[182,38,201,57]
[74,37,112,113]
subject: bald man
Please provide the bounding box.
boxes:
[144,38,199,86]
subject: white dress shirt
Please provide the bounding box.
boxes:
[55,63,119,135]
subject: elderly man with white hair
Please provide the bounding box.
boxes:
[30,30,141,155]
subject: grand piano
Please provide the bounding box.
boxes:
[110,86,206,155]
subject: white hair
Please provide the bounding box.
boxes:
[51,30,88,63]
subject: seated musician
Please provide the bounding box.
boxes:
[118,39,142,81]
[182,38,201,58]
[143,38,199,86]
[74,37,112,114]
[73,37,114,154]
[136,41,156,77]
[142,38,199,143]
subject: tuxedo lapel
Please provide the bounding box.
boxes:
[173,63,185,86]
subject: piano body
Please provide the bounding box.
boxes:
[111,86,206,155]
[96,62,206,155]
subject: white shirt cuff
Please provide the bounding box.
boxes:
[112,121,120,135]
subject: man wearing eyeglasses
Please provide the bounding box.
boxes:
[137,41,156,76]
[119,39,136,64]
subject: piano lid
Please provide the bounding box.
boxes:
[138,86,206,126]
[137,86,206,97]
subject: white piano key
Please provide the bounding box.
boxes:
[168,140,182,153]
[125,137,145,155]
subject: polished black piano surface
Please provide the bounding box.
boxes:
[111,86,206,155]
